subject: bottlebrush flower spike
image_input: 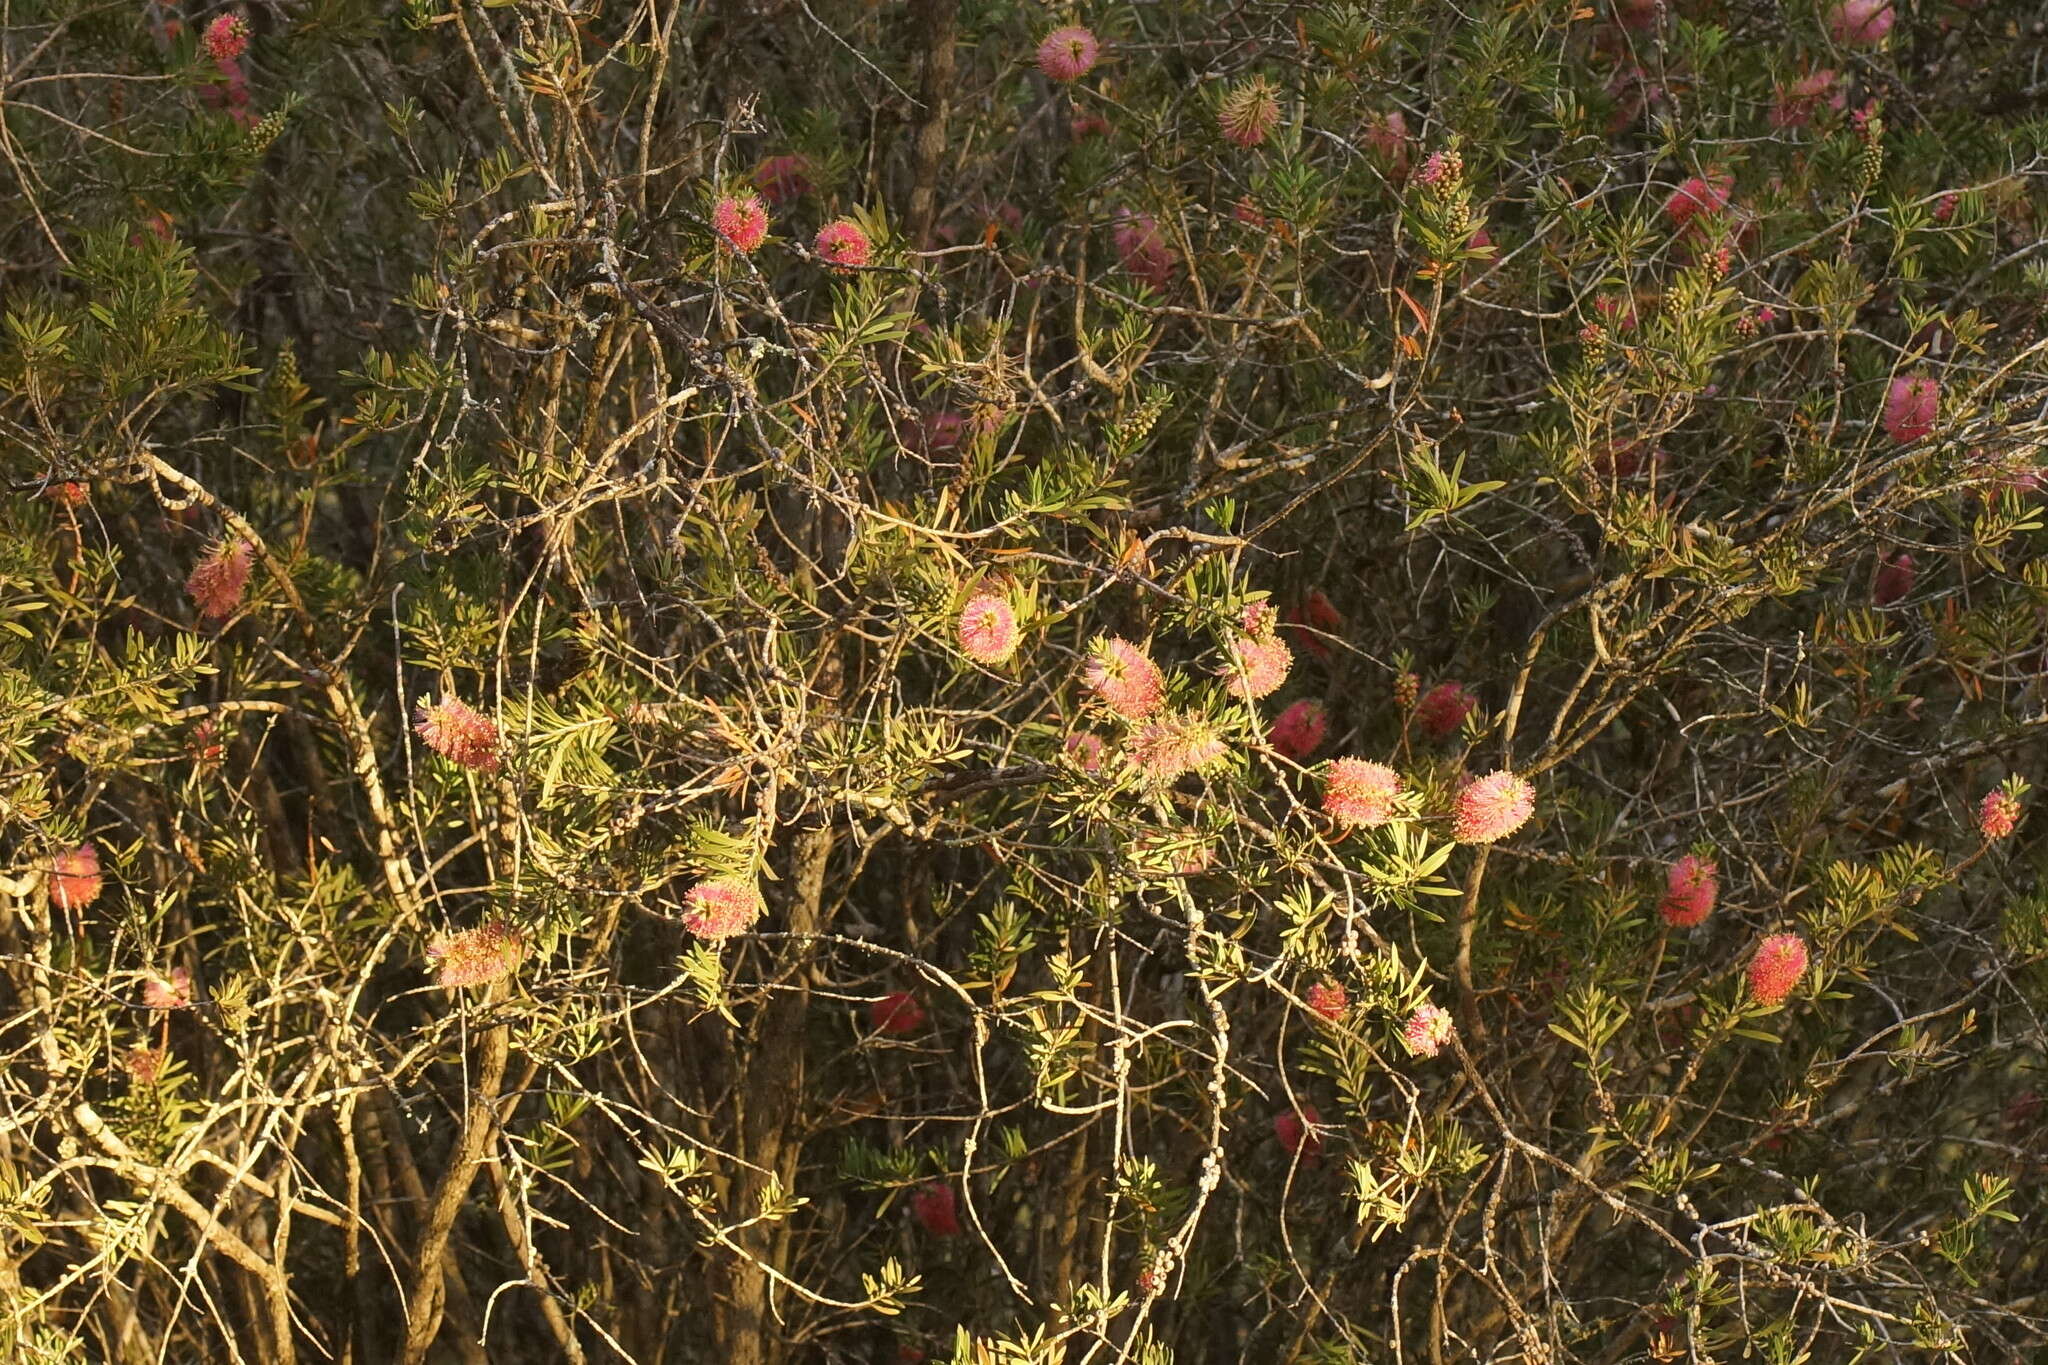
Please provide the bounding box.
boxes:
[871,991,927,1035]
[1305,980,1349,1022]
[958,592,1020,665]
[50,843,103,911]
[751,155,811,207]
[1268,699,1328,762]
[1402,1004,1454,1057]
[712,193,768,253]
[1414,682,1476,739]
[681,877,764,940]
[1112,210,1177,290]
[1978,788,2023,841]
[1882,375,1939,443]
[1828,0,1894,46]
[814,220,872,271]
[1663,174,1732,230]
[1036,25,1100,82]
[1659,853,1718,928]
[415,695,501,772]
[1283,589,1342,662]
[1126,711,1228,784]
[1273,1105,1322,1165]
[143,966,192,1011]
[186,538,254,621]
[1082,636,1165,720]
[1873,551,1916,606]
[1221,629,1291,700]
[122,1046,167,1086]
[910,1182,961,1237]
[1063,731,1108,773]
[202,12,249,64]
[1748,933,1809,1005]
[1323,758,1401,829]
[1217,77,1281,147]
[427,920,526,990]
[1452,770,1535,843]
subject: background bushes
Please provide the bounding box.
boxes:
[2,0,2046,1360]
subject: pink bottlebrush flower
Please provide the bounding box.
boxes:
[1064,731,1108,773]
[871,991,927,1036]
[143,966,192,1011]
[1873,550,1916,606]
[1366,109,1411,181]
[911,409,969,457]
[1070,111,1112,140]
[1659,853,1718,928]
[1978,789,2023,841]
[1664,174,1732,230]
[1268,699,1328,762]
[415,695,501,772]
[814,220,872,271]
[427,920,526,990]
[1232,196,1267,230]
[1414,682,1477,740]
[751,155,811,207]
[1112,210,1177,290]
[910,1181,961,1237]
[1036,25,1100,82]
[202,12,249,64]
[1222,632,1291,701]
[1273,1105,1322,1165]
[186,538,254,621]
[1126,711,1228,784]
[1082,636,1166,720]
[681,877,764,940]
[958,593,1020,665]
[50,843,103,912]
[1828,0,1894,46]
[1882,375,1939,443]
[1414,149,1461,193]
[1771,68,1845,128]
[1322,758,1401,829]
[1283,589,1343,662]
[1933,193,1958,223]
[712,193,768,253]
[1748,933,1809,1006]
[45,481,88,508]
[1305,980,1349,1022]
[1452,770,1535,844]
[122,1046,166,1086]
[1217,77,1281,147]
[1402,1004,1454,1057]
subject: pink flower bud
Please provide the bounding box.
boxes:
[1305,980,1349,1022]
[1414,682,1477,739]
[1828,0,1894,46]
[1273,1105,1323,1164]
[415,695,500,772]
[1873,550,1916,606]
[1978,789,2023,841]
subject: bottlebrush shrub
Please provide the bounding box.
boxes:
[1,0,2045,1360]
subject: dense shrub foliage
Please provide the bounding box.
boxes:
[2,0,2047,1359]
